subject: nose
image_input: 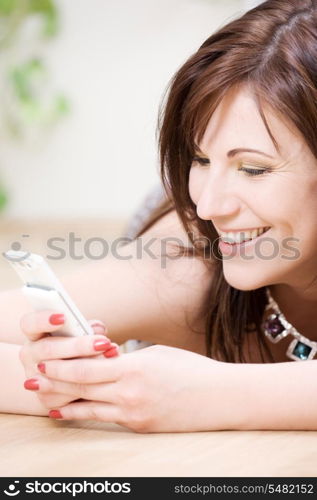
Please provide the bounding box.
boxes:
[196,172,241,221]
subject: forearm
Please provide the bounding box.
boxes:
[0,289,33,344]
[0,342,48,416]
[222,360,317,430]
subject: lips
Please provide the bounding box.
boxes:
[218,227,272,257]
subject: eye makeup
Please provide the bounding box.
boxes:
[192,155,210,166]
[238,163,272,176]
[191,148,276,178]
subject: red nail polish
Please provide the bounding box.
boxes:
[24,378,39,391]
[37,362,46,374]
[93,339,110,351]
[103,347,118,358]
[49,410,63,419]
[49,314,65,325]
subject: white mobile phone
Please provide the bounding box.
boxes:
[4,250,94,337]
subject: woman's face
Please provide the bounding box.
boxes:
[188,85,317,291]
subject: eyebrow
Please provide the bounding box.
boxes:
[227,148,275,159]
[196,147,274,160]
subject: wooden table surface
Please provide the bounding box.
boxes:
[1,413,317,477]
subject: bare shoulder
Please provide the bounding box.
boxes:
[138,209,213,317]
[141,209,192,240]
[139,209,212,278]
[135,210,213,352]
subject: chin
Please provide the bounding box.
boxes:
[222,267,269,291]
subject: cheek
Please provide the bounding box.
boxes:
[188,168,203,205]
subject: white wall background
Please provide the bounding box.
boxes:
[1,0,251,219]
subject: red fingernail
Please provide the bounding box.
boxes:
[93,339,110,351]
[49,313,65,325]
[49,410,63,419]
[103,347,118,358]
[24,378,39,391]
[37,362,46,374]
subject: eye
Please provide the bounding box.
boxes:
[192,156,210,167]
[238,164,271,176]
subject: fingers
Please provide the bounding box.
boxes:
[104,342,120,358]
[23,374,119,403]
[20,310,67,341]
[47,400,122,423]
[37,392,78,410]
[20,334,119,365]
[36,355,122,384]
[21,312,109,341]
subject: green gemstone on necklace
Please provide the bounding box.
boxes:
[292,341,312,360]
[265,287,317,361]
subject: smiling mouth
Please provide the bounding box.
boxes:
[220,227,272,246]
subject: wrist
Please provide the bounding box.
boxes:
[202,360,255,431]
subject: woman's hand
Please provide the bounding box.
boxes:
[19,310,119,410]
[22,343,231,433]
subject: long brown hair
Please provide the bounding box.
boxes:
[137,0,317,362]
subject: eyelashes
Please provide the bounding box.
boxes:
[192,156,210,166]
[238,166,270,176]
[191,156,271,177]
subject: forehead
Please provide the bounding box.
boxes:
[199,85,305,159]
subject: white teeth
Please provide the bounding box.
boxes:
[227,232,235,241]
[219,227,269,244]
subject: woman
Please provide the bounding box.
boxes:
[1,0,317,432]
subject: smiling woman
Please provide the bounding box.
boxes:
[188,85,315,269]
[2,0,317,433]
[155,0,317,364]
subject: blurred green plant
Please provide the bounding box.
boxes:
[0,0,70,211]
